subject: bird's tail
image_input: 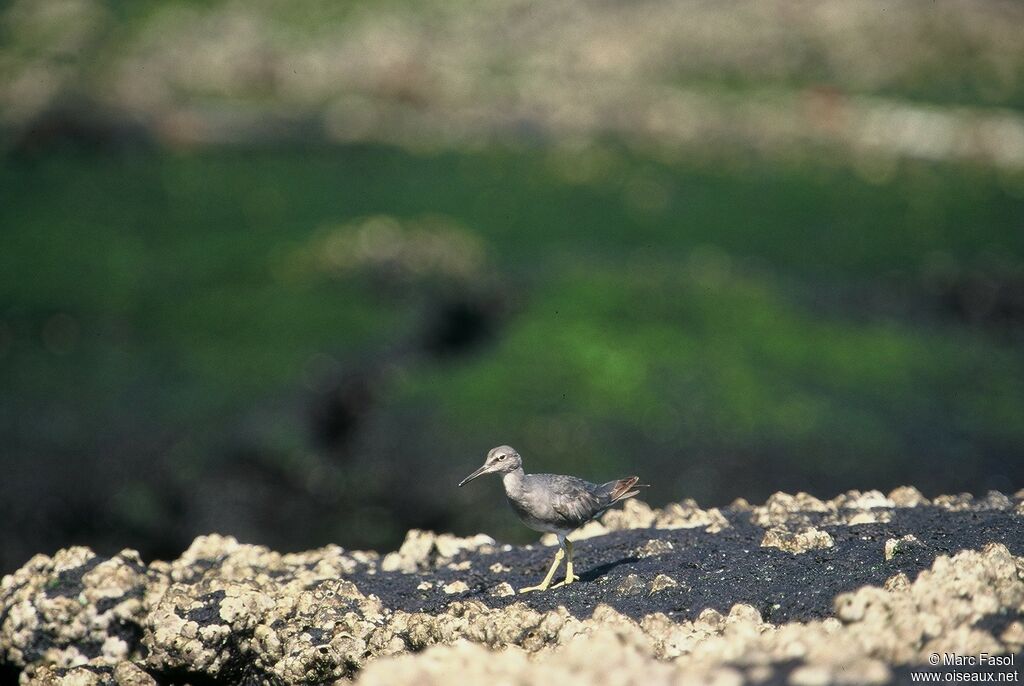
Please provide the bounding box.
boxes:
[605,476,647,503]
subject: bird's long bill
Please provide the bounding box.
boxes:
[458,464,490,487]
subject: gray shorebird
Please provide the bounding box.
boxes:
[458,445,643,593]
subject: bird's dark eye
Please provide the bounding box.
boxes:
[498,455,505,460]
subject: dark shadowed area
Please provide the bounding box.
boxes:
[1,0,1023,574]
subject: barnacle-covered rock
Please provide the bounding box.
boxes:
[760,527,834,553]
[883,534,922,561]
[380,530,496,573]
[140,535,385,684]
[833,543,1021,663]
[0,548,148,669]
[543,498,731,545]
[1,489,1020,685]
[21,660,156,686]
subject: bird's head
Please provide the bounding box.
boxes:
[458,445,522,487]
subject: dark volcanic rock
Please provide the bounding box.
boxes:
[1,488,1022,685]
[357,506,1023,624]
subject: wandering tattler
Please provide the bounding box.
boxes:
[458,445,643,593]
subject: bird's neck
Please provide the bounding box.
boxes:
[501,467,526,497]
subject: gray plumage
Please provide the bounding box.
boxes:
[458,445,643,592]
[503,471,635,535]
[459,445,641,536]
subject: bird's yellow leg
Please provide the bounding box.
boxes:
[551,539,579,588]
[519,547,565,593]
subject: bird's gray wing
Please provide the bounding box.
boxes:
[546,475,605,528]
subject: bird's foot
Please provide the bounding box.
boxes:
[549,572,579,589]
[518,582,552,594]
[518,547,565,593]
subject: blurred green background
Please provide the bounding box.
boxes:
[2,0,1023,572]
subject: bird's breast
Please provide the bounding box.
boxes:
[505,492,561,534]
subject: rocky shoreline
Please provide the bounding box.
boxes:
[2,488,1022,685]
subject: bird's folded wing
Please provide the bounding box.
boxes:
[549,478,604,528]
